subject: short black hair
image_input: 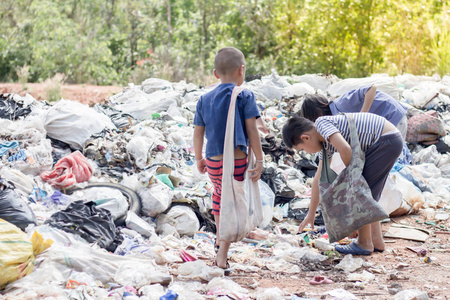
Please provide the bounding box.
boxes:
[282,117,315,148]
[299,94,332,122]
[214,47,245,76]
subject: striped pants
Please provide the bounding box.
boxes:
[206,157,247,215]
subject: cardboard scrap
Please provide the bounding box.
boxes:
[384,224,430,242]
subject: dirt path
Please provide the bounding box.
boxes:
[231,214,450,299]
[0,83,123,104]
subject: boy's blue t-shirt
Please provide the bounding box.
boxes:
[193,83,260,158]
[329,85,407,126]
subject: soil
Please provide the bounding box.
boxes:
[0,82,123,104]
[231,214,450,299]
[1,82,449,299]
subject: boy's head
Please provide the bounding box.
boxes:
[299,94,332,122]
[214,47,245,84]
[282,117,322,153]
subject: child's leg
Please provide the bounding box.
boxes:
[361,131,403,251]
[356,224,373,251]
[214,214,231,268]
[371,221,384,251]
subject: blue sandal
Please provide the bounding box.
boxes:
[335,242,372,256]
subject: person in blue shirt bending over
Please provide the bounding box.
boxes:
[300,85,408,139]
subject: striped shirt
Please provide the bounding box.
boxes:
[315,113,385,160]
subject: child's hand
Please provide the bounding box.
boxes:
[298,212,315,233]
[197,158,207,174]
[248,161,263,182]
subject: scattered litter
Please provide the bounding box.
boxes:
[1,72,449,298]
[334,254,364,273]
[384,224,431,242]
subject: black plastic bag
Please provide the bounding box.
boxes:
[94,104,136,129]
[0,95,32,120]
[0,179,37,230]
[261,135,295,163]
[295,158,318,178]
[260,166,295,205]
[45,200,116,249]
[287,207,325,226]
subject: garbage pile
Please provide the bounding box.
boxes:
[0,72,449,299]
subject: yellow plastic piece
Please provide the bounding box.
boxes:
[0,219,53,289]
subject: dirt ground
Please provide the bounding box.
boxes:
[1,82,449,299]
[229,213,450,299]
[0,82,123,104]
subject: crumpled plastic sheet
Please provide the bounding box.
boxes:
[40,151,93,188]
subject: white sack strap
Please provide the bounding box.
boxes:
[222,85,247,177]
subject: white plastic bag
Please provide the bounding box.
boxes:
[156,206,200,237]
[287,82,315,97]
[139,183,174,217]
[125,211,155,237]
[44,100,116,150]
[258,180,275,228]
[378,175,403,215]
[327,75,401,100]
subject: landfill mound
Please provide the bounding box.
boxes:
[0,72,449,299]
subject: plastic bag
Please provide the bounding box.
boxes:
[40,151,93,188]
[114,89,180,120]
[0,179,37,230]
[0,95,32,120]
[260,166,295,205]
[287,82,315,97]
[45,200,116,249]
[44,99,115,150]
[125,211,155,237]
[139,182,174,217]
[0,167,35,196]
[292,74,338,91]
[327,75,401,100]
[156,205,200,237]
[94,103,136,129]
[258,180,275,228]
[334,254,364,273]
[391,173,425,212]
[73,187,129,220]
[378,175,403,216]
[0,219,53,289]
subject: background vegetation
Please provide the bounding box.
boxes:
[0,0,449,86]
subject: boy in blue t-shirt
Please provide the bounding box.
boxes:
[193,47,264,272]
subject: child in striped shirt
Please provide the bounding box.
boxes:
[282,112,403,255]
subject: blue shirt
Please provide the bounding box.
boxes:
[329,85,407,126]
[194,83,260,158]
[315,113,385,160]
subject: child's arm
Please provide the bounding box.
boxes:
[298,159,322,232]
[245,117,264,181]
[328,132,352,167]
[360,85,376,112]
[193,125,207,174]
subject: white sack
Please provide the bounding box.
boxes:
[44,100,115,150]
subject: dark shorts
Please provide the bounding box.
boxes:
[362,131,403,201]
[206,157,247,215]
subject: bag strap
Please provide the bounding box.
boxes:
[320,145,338,184]
[343,113,365,171]
[222,86,247,178]
[320,113,365,183]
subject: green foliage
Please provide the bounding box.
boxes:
[0,0,448,86]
